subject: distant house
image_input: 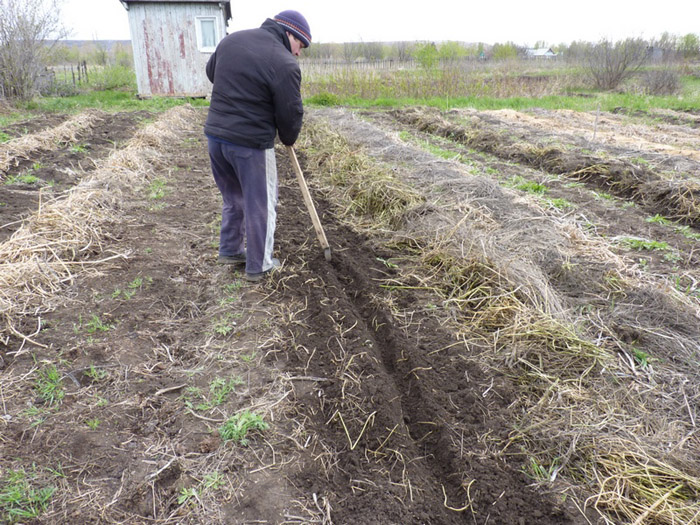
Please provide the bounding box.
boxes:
[120,0,231,97]
[526,48,557,59]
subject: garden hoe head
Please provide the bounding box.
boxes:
[287,146,332,261]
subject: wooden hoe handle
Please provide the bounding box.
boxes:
[287,146,332,261]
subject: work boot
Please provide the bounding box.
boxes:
[244,258,281,282]
[217,253,246,266]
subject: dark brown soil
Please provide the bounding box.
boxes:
[273,201,576,524]
[2,104,699,524]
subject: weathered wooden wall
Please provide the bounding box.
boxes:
[127,2,227,97]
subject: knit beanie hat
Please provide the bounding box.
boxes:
[273,10,312,48]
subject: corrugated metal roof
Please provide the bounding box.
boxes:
[121,0,231,21]
[121,0,225,3]
[526,48,556,56]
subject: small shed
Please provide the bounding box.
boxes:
[120,0,231,97]
[525,48,557,59]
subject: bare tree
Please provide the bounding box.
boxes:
[342,42,361,63]
[92,38,109,66]
[585,38,648,90]
[394,41,413,61]
[361,42,384,61]
[0,0,67,100]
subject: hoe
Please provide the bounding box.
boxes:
[287,145,332,261]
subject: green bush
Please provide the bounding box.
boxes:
[90,65,136,91]
[307,92,341,106]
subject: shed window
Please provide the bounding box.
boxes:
[196,17,218,52]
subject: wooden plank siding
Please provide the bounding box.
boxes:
[126,2,227,97]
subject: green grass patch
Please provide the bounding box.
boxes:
[84,314,114,333]
[308,89,700,112]
[83,365,109,383]
[646,214,672,226]
[112,275,151,300]
[3,174,40,185]
[212,312,240,336]
[219,411,269,445]
[618,237,671,251]
[303,67,699,112]
[306,92,342,106]
[177,471,225,506]
[646,215,700,240]
[0,468,57,523]
[19,89,208,114]
[674,224,700,241]
[147,178,167,200]
[34,365,64,406]
[506,175,548,194]
[195,377,243,411]
[632,348,651,369]
[545,197,574,210]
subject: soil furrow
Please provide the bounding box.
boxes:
[390,107,700,226]
[3,104,699,524]
[274,168,579,523]
[357,107,700,303]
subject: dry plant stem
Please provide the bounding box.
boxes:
[441,481,475,513]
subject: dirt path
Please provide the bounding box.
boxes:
[1,104,699,524]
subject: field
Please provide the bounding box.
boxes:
[1,100,700,524]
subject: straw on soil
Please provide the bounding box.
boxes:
[299,124,424,229]
[393,107,700,225]
[299,111,700,524]
[0,109,105,176]
[0,105,199,346]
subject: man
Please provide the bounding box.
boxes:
[204,10,311,282]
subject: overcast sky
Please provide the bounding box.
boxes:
[62,0,699,46]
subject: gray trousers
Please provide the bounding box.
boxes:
[207,138,277,274]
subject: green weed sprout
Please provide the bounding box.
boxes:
[219,411,268,445]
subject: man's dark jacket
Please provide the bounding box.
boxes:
[204,19,303,149]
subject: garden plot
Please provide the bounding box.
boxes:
[0,110,152,242]
[0,105,699,524]
[360,107,700,302]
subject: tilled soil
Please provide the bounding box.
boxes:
[1,104,699,524]
[0,110,152,242]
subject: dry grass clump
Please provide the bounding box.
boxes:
[0,105,199,346]
[640,178,700,224]
[298,122,424,229]
[299,113,700,524]
[395,107,700,225]
[417,245,612,386]
[0,109,105,176]
[586,441,700,524]
[0,189,118,325]
[410,242,700,524]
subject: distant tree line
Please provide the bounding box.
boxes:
[1,0,698,101]
[302,34,700,63]
[49,41,134,69]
